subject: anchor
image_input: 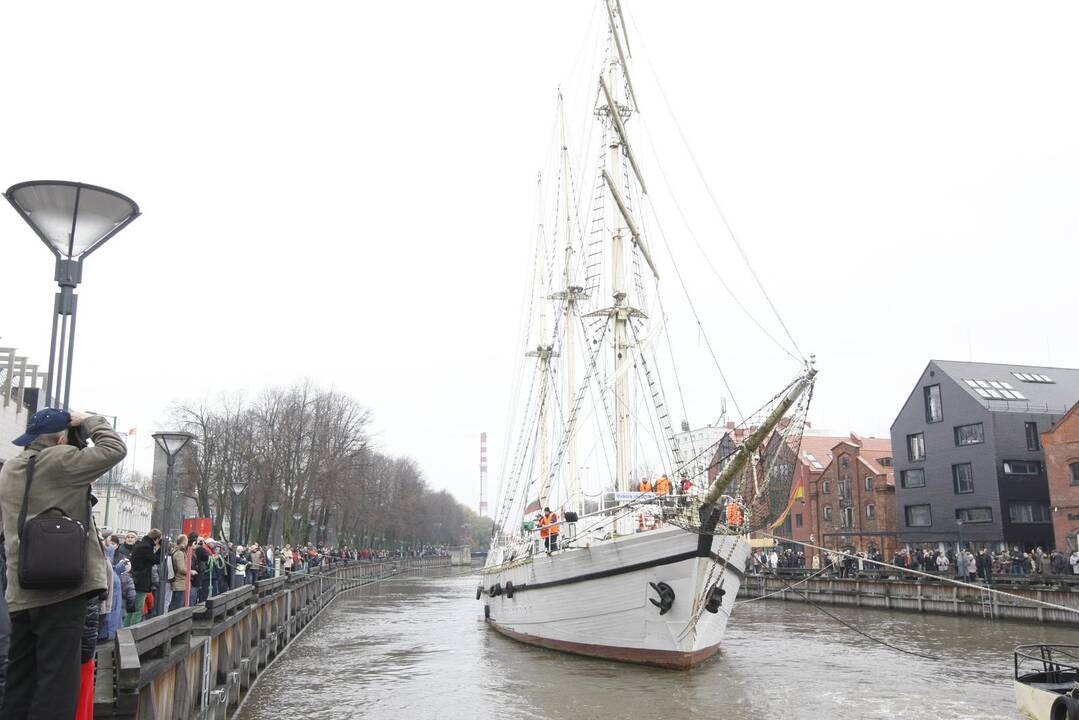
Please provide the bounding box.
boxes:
[704,583,726,614]
[648,581,675,615]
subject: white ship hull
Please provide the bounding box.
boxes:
[479,526,750,669]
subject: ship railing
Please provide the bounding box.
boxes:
[1014,644,1079,686]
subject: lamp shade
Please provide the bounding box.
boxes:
[230,481,248,496]
[152,430,195,459]
[5,181,139,260]
[270,502,280,512]
[292,513,302,521]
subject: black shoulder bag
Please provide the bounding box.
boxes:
[17,455,88,589]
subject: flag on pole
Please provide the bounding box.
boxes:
[127,427,137,436]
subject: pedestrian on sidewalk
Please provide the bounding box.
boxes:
[0,409,125,719]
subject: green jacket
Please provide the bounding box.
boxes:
[0,415,126,613]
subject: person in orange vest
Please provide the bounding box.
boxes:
[726,501,744,527]
[540,507,560,553]
[655,474,672,496]
[638,478,653,493]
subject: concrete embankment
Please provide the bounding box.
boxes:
[92,557,450,720]
[737,573,1079,625]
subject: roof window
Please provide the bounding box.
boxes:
[1011,371,1054,384]
[962,379,1027,400]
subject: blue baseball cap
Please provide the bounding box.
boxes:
[13,408,72,447]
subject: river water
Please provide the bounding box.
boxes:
[236,569,1077,720]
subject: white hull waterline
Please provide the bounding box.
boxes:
[480,526,750,669]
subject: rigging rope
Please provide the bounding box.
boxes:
[625,8,806,363]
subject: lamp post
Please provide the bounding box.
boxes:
[956,518,964,554]
[230,480,248,545]
[152,430,194,614]
[270,501,281,547]
[4,181,139,409]
[292,512,302,545]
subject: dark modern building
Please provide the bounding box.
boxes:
[890,360,1079,551]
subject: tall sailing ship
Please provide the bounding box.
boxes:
[479,0,817,669]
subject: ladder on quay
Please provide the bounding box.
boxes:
[980,585,995,619]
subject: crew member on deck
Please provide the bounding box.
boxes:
[655,474,672,496]
[638,478,653,493]
[541,507,560,553]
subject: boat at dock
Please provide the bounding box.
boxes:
[1014,645,1079,720]
[478,0,816,669]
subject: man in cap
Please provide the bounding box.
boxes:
[0,408,126,719]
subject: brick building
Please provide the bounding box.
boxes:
[773,432,848,550]
[1043,402,1079,552]
[807,435,896,559]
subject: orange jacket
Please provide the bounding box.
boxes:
[543,512,560,535]
[638,479,653,492]
[726,503,744,526]
[656,476,672,496]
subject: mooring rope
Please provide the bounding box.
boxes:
[755,532,1079,617]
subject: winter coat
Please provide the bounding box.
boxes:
[170,547,190,592]
[80,595,99,664]
[99,563,124,643]
[130,536,158,593]
[0,415,124,613]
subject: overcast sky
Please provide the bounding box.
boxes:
[2,1,1076,513]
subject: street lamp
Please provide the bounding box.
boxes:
[292,511,302,544]
[956,518,964,554]
[270,501,281,546]
[230,480,248,544]
[152,430,194,614]
[5,181,139,409]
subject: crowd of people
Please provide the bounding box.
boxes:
[751,544,1079,583]
[98,528,379,628]
[0,408,452,718]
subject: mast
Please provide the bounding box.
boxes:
[606,0,633,494]
[528,172,558,506]
[551,90,588,516]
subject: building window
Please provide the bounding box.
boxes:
[1072,462,1079,486]
[900,469,925,489]
[841,507,854,528]
[864,475,874,492]
[1003,460,1041,476]
[924,385,943,423]
[954,423,984,447]
[1008,502,1052,524]
[823,506,832,521]
[879,456,893,467]
[1025,422,1040,451]
[841,456,850,468]
[963,378,1027,400]
[907,433,925,462]
[822,480,831,495]
[795,513,803,528]
[804,452,824,470]
[1012,371,1054,384]
[955,507,993,524]
[839,476,851,500]
[952,463,974,494]
[866,503,876,519]
[905,504,932,527]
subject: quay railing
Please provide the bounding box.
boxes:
[739,569,1079,624]
[93,555,451,720]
